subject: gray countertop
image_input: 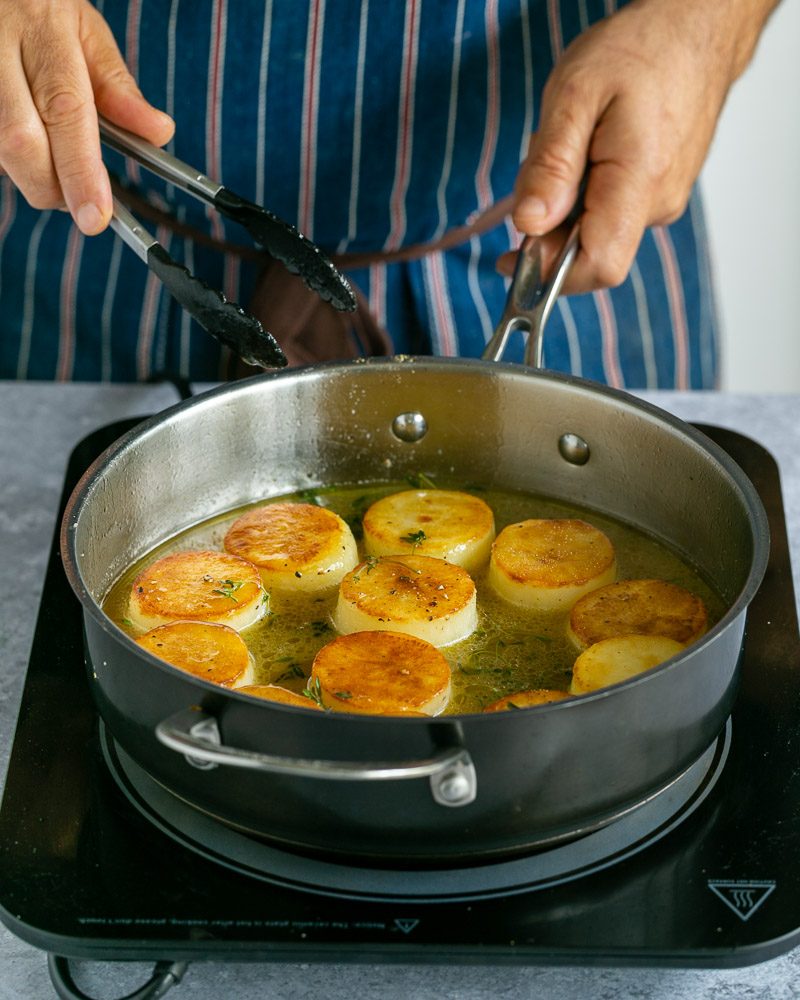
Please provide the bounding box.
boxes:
[1,381,799,1000]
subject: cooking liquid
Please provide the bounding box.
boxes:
[103,483,725,715]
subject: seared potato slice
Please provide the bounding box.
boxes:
[570,635,684,695]
[224,502,358,593]
[128,550,267,631]
[237,684,323,710]
[135,620,255,688]
[362,489,495,573]
[569,578,708,649]
[488,518,616,612]
[311,630,451,715]
[333,554,477,646]
[483,688,571,712]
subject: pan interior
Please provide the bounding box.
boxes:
[68,361,765,617]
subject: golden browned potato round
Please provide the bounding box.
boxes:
[488,518,617,612]
[568,578,708,649]
[224,502,358,593]
[135,620,255,688]
[237,684,323,710]
[570,635,685,695]
[128,550,267,631]
[333,554,477,646]
[483,689,572,712]
[310,630,451,715]
[362,489,496,573]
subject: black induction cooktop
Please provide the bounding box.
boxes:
[1,419,799,978]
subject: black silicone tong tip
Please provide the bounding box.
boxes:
[146,244,287,368]
[213,188,357,314]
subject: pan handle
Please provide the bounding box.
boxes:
[155,708,477,808]
[482,220,580,368]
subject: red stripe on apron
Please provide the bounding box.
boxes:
[124,0,142,186]
[0,179,17,245]
[300,0,323,235]
[429,253,456,356]
[653,226,690,389]
[595,288,624,389]
[476,0,501,211]
[136,225,171,379]
[547,0,564,61]
[56,227,83,381]
[386,0,420,251]
[206,0,226,242]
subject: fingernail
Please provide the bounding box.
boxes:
[154,109,175,132]
[76,202,105,235]
[515,195,548,222]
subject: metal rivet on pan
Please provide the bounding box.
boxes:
[558,433,590,465]
[392,411,428,443]
[430,756,478,808]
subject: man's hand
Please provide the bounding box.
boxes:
[0,0,173,234]
[506,0,779,294]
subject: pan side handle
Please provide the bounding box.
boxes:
[482,220,580,368]
[154,708,477,808]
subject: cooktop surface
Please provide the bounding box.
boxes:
[1,420,799,970]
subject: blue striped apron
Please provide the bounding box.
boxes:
[0,0,719,387]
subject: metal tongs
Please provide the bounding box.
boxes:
[483,199,582,367]
[100,116,356,369]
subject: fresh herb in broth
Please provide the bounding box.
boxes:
[102,481,725,715]
[406,471,438,490]
[401,529,427,549]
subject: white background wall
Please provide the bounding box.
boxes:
[700,0,800,392]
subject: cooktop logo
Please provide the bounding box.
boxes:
[707,879,776,921]
[393,918,421,935]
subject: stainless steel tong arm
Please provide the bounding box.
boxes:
[98,115,356,312]
[108,195,155,262]
[100,116,222,205]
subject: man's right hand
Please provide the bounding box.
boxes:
[0,0,174,235]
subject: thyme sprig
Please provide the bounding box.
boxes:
[212,579,246,602]
[401,529,427,550]
[302,676,326,709]
[351,555,379,582]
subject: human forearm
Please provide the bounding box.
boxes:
[720,0,782,79]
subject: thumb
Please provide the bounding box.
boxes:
[513,101,596,236]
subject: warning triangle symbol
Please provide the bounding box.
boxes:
[707,880,776,921]
[394,918,420,935]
